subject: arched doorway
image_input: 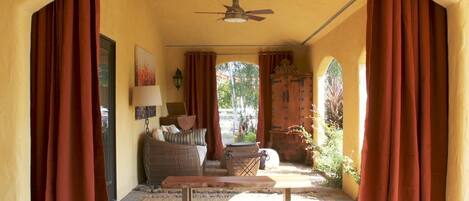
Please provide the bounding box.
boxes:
[216,61,260,145]
[318,58,344,141]
[316,58,345,187]
[322,59,344,131]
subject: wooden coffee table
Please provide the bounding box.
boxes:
[161,175,314,201]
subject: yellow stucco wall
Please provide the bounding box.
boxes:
[307,6,367,199]
[0,0,169,200]
[100,0,169,199]
[0,0,52,200]
[446,0,469,200]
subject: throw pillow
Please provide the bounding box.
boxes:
[161,124,180,134]
[163,129,207,146]
[152,128,165,142]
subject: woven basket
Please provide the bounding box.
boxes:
[226,152,261,176]
[221,143,259,169]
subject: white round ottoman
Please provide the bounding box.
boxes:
[260,148,280,169]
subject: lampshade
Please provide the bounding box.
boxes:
[132,85,163,107]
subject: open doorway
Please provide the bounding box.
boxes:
[323,59,344,132]
[216,61,260,145]
[316,58,344,187]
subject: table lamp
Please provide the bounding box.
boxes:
[132,85,163,135]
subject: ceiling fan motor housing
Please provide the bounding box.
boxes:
[224,0,248,23]
[195,0,272,23]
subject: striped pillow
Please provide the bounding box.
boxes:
[163,129,207,146]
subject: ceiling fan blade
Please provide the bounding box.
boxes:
[194,12,226,15]
[247,15,266,21]
[246,9,274,15]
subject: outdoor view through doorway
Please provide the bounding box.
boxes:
[315,58,345,187]
[216,61,260,145]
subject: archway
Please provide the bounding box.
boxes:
[316,58,345,187]
[216,61,260,145]
[322,59,344,130]
[318,58,344,143]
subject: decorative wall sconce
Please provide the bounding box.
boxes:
[173,68,183,90]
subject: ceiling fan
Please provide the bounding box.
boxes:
[194,0,274,23]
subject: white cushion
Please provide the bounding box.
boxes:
[152,129,165,141]
[161,124,180,134]
[196,145,207,166]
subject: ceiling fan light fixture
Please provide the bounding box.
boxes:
[223,13,248,23]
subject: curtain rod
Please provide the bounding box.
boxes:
[165,44,302,48]
[185,52,292,56]
[217,53,258,56]
[217,52,294,56]
[302,0,356,45]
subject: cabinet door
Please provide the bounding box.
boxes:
[271,77,288,130]
[287,76,302,128]
[300,76,313,132]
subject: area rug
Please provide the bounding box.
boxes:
[122,163,352,201]
[134,185,352,201]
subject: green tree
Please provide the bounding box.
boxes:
[216,61,260,140]
[217,81,233,109]
[216,62,259,112]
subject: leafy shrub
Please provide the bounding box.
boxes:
[343,155,361,184]
[314,127,344,187]
[244,132,257,143]
[292,107,360,188]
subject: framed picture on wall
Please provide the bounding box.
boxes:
[135,46,157,120]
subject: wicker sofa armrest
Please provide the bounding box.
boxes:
[143,135,206,186]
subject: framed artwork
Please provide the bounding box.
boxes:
[135,46,157,120]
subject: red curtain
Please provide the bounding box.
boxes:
[359,0,448,200]
[31,1,107,201]
[184,52,224,160]
[256,51,293,147]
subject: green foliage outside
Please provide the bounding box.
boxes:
[98,64,109,87]
[217,82,232,109]
[216,62,259,111]
[325,59,344,129]
[315,124,344,187]
[293,112,360,188]
[236,131,257,143]
[216,61,259,143]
